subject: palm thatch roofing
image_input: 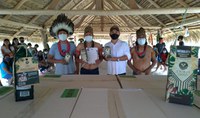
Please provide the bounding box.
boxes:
[0,0,200,43]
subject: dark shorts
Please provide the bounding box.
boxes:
[157,55,162,63]
[80,67,99,75]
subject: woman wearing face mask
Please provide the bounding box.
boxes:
[75,26,103,74]
[0,55,13,86]
[127,27,156,75]
[48,14,78,75]
[104,25,131,75]
[12,38,20,52]
[1,39,14,58]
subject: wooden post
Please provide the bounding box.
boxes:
[40,29,49,50]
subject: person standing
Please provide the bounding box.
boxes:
[127,27,156,75]
[178,35,184,46]
[12,38,20,52]
[0,55,13,86]
[19,37,26,46]
[1,39,14,58]
[104,25,131,75]
[48,14,78,75]
[155,37,166,71]
[76,26,103,74]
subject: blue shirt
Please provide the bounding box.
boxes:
[49,41,76,75]
[156,43,165,54]
[0,62,12,79]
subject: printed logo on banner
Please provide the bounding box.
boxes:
[166,46,199,105]
[15,57,39,86]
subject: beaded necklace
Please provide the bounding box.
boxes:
[58,40,70,57]
[135,45,146,58]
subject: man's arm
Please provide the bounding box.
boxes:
[47,54,65,64]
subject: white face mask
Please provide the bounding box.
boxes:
[137,38,146,46]
[163,50,167,53]
[44,51,48,54]
[58,34,67,41]
[84,36,93,42]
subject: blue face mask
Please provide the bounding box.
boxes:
[137,38,146,45]
[58,34,67,41]
[84,36,93,42]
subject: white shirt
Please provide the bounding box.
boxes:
[1,46,14,54]
[104,40,131,75]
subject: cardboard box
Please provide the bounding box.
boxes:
[70,88,167,118]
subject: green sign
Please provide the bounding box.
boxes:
[15,57,39,86]
[61,89,79,98]
[0,87,13,96]
[166,46,199,105]
[43,74,61,78]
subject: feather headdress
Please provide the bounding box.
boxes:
[50,14,74,38]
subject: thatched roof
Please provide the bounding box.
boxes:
[0,0,200,42]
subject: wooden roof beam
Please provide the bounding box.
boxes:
[136,3,175,34]
[0,18,42,29]
[3,0,28,20]
[164,17,200,29]
[13,0,63,37]
[95,0,104,31]
[1,8,200,15]
[136,3,165,26]
[75,2,95,28]
[107,0,136,29]
[115,0,151,26]
[48,0,60,9]
[176,0,200,17]
[147,0,179,24]
[75,26,161,29]
[43,0,83,26]
[108,16,126,26]
[82,16,96,26]
[128,0,139,9]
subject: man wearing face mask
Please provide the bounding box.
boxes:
[19,37,26,46]
[104,25,131,75]
[127,27,156,75]
[48,14,78,75]
[75,26,103,74]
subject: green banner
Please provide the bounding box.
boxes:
[0,87,13,96]
[61,89,79,98]
[15,57,39,86]
[43,74,61,78]
[166,46,199,105]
